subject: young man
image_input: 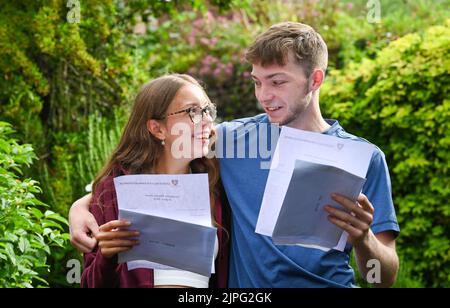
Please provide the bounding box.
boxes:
[69,22,399,287]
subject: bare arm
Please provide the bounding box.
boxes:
[69,193,99,253]
[354,230,398,288]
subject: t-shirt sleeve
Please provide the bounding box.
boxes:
[363,148,400,237]
[215,122,228,160]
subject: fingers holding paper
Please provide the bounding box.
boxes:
[324,193,374,247]
[96,220,140,258]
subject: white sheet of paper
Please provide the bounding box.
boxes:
[256,126,375,251]
[114,174,212,226]
[113,174,216,276]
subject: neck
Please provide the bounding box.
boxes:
[154,150,191,174]
[286,91,330,133]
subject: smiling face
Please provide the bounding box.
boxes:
[251,53,314,126]
[245,22,329,128]
[163,84,214,159]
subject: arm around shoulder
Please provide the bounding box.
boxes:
[69,193,98,253]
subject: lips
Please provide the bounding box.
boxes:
[194,135,210,140]
[264,106,283,117]
[192,131,211,141]
[193,135,210,145]
[265,106,282,111]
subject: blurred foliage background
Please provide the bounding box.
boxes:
[0,0,448,287]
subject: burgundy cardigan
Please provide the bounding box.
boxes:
[81,168,230,288]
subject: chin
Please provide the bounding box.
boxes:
[267,114,285,125]
[274,113,299,126]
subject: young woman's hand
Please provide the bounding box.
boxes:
[96,220,140,258]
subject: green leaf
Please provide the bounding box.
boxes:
[30,208,44,219]
[44,211,69,226]
[18,237,30,253]
[5,243,16,266]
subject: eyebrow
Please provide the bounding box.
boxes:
[251,72,289,80]
[180,102,209,109]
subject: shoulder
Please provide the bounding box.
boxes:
[330,122,386,164]
[217,114,268,132]
[93,175,117,199]
[93,166,126,196]
[91,168,123,217]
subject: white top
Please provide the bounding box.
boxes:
[153,235,219,288]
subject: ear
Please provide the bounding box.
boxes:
[309,69,325,92]
[146,119,166,141]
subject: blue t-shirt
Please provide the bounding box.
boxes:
[216,114,400,288]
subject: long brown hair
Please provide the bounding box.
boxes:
[92,74,220,223]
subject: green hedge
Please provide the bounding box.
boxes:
[322,20,450,287]
[0,122,69,287]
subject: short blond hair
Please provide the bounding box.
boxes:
[245,22,328,77]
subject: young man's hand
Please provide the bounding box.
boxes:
[69,193,99,253]
[324,193,374,247]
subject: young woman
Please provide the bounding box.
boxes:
[81,74,229,288]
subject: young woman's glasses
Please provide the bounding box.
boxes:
[162,104,217,124]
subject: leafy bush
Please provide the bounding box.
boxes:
[321,20,450,287]
[36,109,127,218]
[76,110,127,192]
[0,122,69,287]
[319,0,450,68]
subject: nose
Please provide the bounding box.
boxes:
[204,113,213,123]
[193,116,212,137]
[257,85,275,103]
[201,116,213,132]
[193,113,213,132]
